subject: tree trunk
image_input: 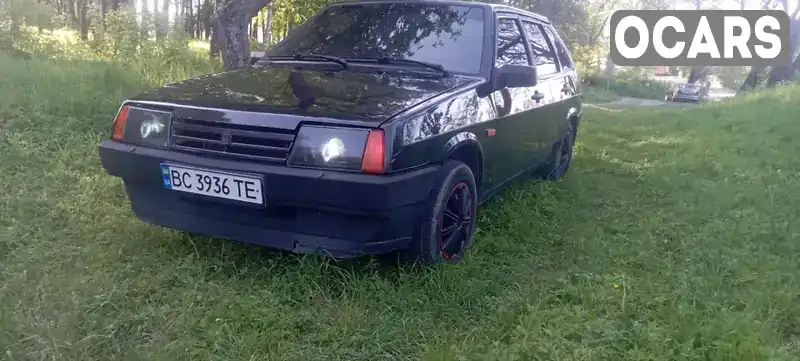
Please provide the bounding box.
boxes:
[201,0,212,40]
[141,0,150,41]
[213,12,251,69]
[686,0,706,87]
[100,0,108,31]
[8,18,20,41]
[263,5,272,45]
[603,52,615,77]
[68,0,78,29]
[210,28,220,58]
[195,0,202,38]
[211,0,273,70]
[184,0,193,36]
[156,0,169,40]
[78,0,89,40]
[687,67,703,83]
[737,66,763,94]
[765,16,800,86]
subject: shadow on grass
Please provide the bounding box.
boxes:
[139,146,649,288]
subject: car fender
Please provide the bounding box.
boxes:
[440,131,485,185]
[565,106,581,135]
[442,132,483,160]
[566,106,580,124]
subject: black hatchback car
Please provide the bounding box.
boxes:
[99,0,582,265]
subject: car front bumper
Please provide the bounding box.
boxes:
[672,92,702,101]
[98,140,439,258]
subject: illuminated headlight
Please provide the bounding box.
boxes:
[112,105,171,148]
[287,126,370,171]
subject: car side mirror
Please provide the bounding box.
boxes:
[475,64,538,98]
[250,51,266,65]
[498,64,538,88]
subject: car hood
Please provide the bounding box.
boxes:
[130,65,479,124]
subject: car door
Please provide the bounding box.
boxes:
[483,15,554,189]
[481,15,538,190]
[518,19,565,168]
[542,24,581,140]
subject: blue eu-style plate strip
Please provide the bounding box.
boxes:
[160,165,172,189]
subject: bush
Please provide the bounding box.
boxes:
[582,72,671,100]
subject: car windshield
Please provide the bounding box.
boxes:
[265,3,486,74]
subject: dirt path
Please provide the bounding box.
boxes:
[590,86,737,109]
[594,97,676,108]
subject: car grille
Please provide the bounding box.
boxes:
[170,118,296,163]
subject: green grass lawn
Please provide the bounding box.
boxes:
[582,86,621,104]
[2,55,800,361]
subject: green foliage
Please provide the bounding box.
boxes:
[266,0,339,42]
[7,9,221,82]
[716,66,750,90]
[584,71,672,100]
[0,0,55,35]
[571,43,606,74]
[583,86,621,103]
[90,6,145,59]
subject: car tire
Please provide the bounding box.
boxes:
[534,122,575,181]
[400,160,478,265]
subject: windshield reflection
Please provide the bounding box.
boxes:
[266,3,486,74]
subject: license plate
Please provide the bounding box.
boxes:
[160,164,264,205]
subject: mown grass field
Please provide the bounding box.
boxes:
[2,53,800,361]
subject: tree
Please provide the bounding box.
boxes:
[211,0,273,70]
[738,0,800,93]
[683,0,726,84]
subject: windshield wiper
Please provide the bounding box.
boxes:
[351,56,449,76]
[263,53,348,70]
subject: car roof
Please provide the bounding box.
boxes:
[328,0,550,24]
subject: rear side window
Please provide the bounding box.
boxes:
[544,25,574,70]
[520,21,558,76]
[495,18,530,67]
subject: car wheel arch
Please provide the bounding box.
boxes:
[564,107,580,139]
[442,132,484,191]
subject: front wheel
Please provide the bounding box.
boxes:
[400,160,478,265]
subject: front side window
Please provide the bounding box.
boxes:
[544,25,574,69]
[495,18,530,67]
[521,21,558,76]
[267,3,486,74]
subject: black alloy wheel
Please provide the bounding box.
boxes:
[400,160,478,265]
[556,126,574,176]
[439,182,473,261]
[535,122,575,181]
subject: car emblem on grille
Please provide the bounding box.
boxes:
[220,130,232,145]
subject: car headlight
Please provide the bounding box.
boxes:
[112,105,171,148]
[287,125,385,173]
